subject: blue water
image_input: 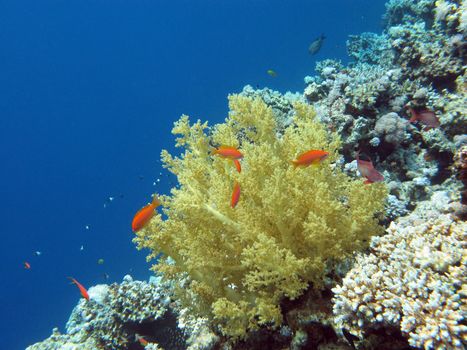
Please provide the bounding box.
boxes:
[0,1,385,349]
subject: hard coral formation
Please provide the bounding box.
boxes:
[332,196,467,350]
[26,276,187,350]
[305,0,466,217]
[384,0,435,27]
[453,144,467,206]
[133,95,387,339]
[239,84,304,131]
[347,32,393,66]
[374,112,412,145]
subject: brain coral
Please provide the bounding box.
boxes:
[134,95,387,338]
[332,213,467,350]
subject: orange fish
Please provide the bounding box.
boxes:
[132,195,161,232]
[356,152,384,184]
[233,159,241,173]
[212,146,243,160]
[231,181,241,208]
[291,150,329,168]
[135,334,149,346]
[24,261,31,269]
[68,277,89,301]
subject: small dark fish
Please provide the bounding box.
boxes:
[342,328,359,349]
[308,34,325,55]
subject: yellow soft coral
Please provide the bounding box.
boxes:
[134,95,387,338]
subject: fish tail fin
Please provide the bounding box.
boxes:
[290,160,299,169]
[67,276,76,285]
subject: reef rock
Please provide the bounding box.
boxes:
[26,275,216,350]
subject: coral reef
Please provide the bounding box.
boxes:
[239,84,304,131]
[347,32,393,66]
[25,276,199,350]
[304,0,466,221]
[374,112,412,145]
[28,0,467,349]
[383,0,435,27]
[132,0,465,346]
[332,200,466,349]
[453,144,467,207]
[133,95,387,339]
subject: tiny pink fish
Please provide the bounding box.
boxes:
[356,152,384,184]
[407,107,440,131]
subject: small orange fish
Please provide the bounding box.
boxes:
[291,150,329,168]
[231,181,241,208]
[132,195,161,232]
[233,159,241,173]
[24,261,31,269]
[212,146,243,160]
[68,277,89,301]
[135,334,149,346]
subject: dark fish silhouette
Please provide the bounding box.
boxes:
[342,328,359,349]
[308,34,325,55]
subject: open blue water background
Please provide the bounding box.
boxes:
[0,1,385,349]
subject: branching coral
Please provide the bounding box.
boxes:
[133,95,387,339]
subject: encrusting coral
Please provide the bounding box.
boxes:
[133,95,387,339]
